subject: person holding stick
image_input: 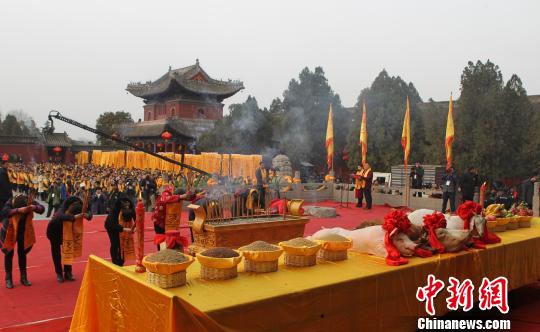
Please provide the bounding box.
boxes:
[105,195,135,267]
[46,196,92,283]
[1,194,44,289]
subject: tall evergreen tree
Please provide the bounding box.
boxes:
[1,114,24,136]
[281,67,346,170]
[95,111,134,146]
[345,70,423,171]
[455,60,534,179]
[197,96,274,154]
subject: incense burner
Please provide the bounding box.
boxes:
[188,204,309,254]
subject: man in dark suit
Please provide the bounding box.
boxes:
[255,162,267,209]
[520,175,538,208]
[410,162,424,197]
[441,167,458,212]
[460,167,479,202]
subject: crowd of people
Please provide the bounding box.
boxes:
[0,160,276,289]
[412,163,537,213]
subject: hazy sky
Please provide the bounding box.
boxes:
[1,0,539,140]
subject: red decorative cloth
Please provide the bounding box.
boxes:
[457,201,482,229]
[151,189,180,229]
[414,247,432,258]
[154,230,189,250]
[269,198,286,214]
[382,210,411,266]
[456,201,500,248]
[269,198,304,215]
[423,212,447,253]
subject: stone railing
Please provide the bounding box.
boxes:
[332,184,452,210]
[266,182,540,214]
[279,183,334,203]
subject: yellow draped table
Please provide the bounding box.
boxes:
[71,219,540,332]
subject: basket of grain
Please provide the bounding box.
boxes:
[279,237,321,267]
[506,217,519,230]
[518,216,533,228]
[312,234,352,262]
[196,247,243,280]
[495,218,510,232]
[142,249,194,288]
[238,241,283,273]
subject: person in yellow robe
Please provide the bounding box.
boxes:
[354,163,373,209]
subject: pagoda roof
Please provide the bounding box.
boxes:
[0,135,41,145]
[126,60,244,100]
[43,132,73,147]
[118,118,215,142]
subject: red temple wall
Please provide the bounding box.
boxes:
[0,144,74,163]
[144,101,223,121]
[0,144,47,163]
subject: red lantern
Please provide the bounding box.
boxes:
[52,146,62,153]
[161,131,172,141]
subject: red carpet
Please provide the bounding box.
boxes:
[1,202,539,330]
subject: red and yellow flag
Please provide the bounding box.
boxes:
[325,104,334,171]
[359,102,368,165]
[401,97,411,168]
[445,94,455,169]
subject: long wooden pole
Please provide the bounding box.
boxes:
[135,198,146,273]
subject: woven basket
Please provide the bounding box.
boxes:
[519,216,533,222]
[147,270,186,288]
[245,259,278,273]
[317,249,348,262]
[506,218,519,230]
[519,219,531,228]
[200,265,238,280]
[494,225,506,232]
[487,220,498,232]
[284,253,316,267]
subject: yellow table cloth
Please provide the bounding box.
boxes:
[70,219,540,332]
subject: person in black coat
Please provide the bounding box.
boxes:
[140,175,157,212]
[90,187,107,215]
[0,195,44,289]
[410,163,424,197]
[460,167,479,202]
[255,162,267,209]
[0,161,12,210]
[441,167,458,213]
[520,175,538,208]
[104,195,135,267]
[46,196,92,283]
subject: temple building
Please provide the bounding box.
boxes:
[120,60,244,153]
[0,132,108,163]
